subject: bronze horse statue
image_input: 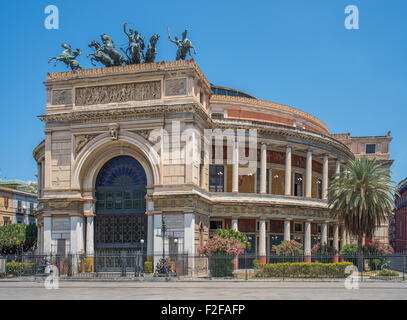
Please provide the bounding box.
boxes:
[48,44,83,70]
[144,34,160,63]
[87,40,115,67]
[101,34,127,66]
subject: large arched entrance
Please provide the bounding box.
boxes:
[94,156,147,271]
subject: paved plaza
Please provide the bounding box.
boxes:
[0,280,406,300]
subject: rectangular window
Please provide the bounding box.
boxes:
[29,203,34,214]
[294,223,303,232]
[210,220,223,230]
[366,144,376,154]
[317,180,322,199]
[209,165,224,192]
[294,173,303,197]
[17,200,22,212]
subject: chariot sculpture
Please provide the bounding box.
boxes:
[48,24,197,70]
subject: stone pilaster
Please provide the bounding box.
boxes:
[285,145,292,196]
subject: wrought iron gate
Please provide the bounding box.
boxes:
[94,156,148,271]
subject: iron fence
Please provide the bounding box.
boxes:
[0,252,406,281]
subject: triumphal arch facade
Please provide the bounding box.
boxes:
[33,60,354,274]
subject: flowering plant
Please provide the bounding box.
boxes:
[198,236,245,256]
[363,240,394,256]
[272,240,303,256]
[312,242,337,255]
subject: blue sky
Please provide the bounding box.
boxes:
[0,0,406,184]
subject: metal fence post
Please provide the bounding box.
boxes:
[245,251,247,281]
[67,254,72,277]
[121,251,126,277]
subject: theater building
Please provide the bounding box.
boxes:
[34,60,368,273]
[394,178,407,252]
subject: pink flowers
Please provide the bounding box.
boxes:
[312,241,337,255]
[363,239,394,256]
[273,240,303,256]
[198,236,245,256]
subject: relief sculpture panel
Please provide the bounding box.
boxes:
[52,89,72,105]
[75,81,161,106]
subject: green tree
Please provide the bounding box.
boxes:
[0,224,37,254]
[328,157,394,270]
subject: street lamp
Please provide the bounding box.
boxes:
[154,215,171,277]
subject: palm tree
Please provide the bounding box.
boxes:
[328,157,395,270]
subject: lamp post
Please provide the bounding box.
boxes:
[135,239,144,278]
[154,214,171,277]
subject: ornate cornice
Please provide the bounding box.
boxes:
[210,94,329,134]
[46,59,211,92]
[212,118,354,159]
[38,103,210,124]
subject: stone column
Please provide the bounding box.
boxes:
[335,160,341,176]
[284,145,292,196]
[70,216,79,255]
[260,142,267,194]
[284,219,291,241]
[43,216,51,255]
[306,149,312,198]
[321,222,328,245]
[322,154,329,200]
[304,221,311,262]
[86,216,94,256]
[153,214,163,271]
[44,131,52,189]
[259,219,267,264]
[36,225,42,254]
[232,139,239,193]
[184,213,196,276]
[333,223,339,262]
[232,219,238,231]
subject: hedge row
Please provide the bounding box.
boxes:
[6,262,36,277]
[255,262,353,278]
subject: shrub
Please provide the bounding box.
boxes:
[272,240,303,256]
[312,242,337,255]
[363,240,394,256]
[215,229,251,251]
[339,244,358,256]
[144,261,153,273]
[6,262,35,277]
[198,236,244,277]
[376,269,398,277]
[198,236,245,256]
[255,262,353,278]
[208,254,234,277]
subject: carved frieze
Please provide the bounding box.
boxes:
[75,81,161,106]
[165,78,187,96]
[52,89,72,105]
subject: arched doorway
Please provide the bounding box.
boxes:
[94,156,147,270]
